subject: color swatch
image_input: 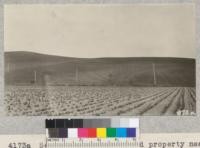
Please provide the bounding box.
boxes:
[107,128,116,137]
[97,128,106,138]
[88,128,96,138]
[46,118,138,138]
[78,128,88,138]
[116,128,127,138]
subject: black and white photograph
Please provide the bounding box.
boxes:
[4,4,196,116]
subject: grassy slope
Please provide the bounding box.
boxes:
[5,51,195,87]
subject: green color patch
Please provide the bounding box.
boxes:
[107,128,116,137]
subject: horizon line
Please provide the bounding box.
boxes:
[4,50,196,60]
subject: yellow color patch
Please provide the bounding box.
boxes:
[97,128,106,138]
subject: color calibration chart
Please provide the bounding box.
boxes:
[45,118,139,147]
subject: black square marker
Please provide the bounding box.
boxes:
[48,128,59,138]
[55,119,65,128]
[73,119,83,128]
[65,119,73,128]
[45,119,55,128]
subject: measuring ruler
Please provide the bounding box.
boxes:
[39,138,142,148]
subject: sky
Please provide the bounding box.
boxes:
[4,4,195,58]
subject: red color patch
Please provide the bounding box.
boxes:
[88,128,96,138]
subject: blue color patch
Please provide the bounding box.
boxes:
[116,128,127,138]
[127,128,136,137]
